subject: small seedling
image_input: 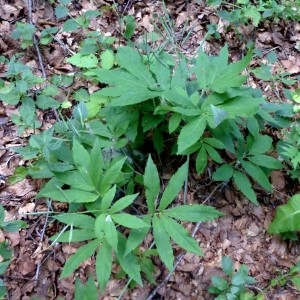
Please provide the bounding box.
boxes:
[208,256,259,299]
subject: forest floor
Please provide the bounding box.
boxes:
[0,0,300,299]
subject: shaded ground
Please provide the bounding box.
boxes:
[0,0,300,299]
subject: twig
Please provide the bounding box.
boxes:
[27,0,46,80]
[245,284,269,300]
[51,34,76,55]
[33,203,50,281]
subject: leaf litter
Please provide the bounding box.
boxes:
[0,0,299,299]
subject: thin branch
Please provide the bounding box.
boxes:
[27,0,46,80]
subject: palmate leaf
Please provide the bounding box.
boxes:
[85,46,165,106]
[268,194,300,234]
[195,45,252,93]
[60,239,100,279]
[85,68,161,106]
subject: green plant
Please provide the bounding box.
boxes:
[268,194,300,236]
[208,0,299,27]
[208,256,259,299]
[270,261,300,292]
[45,154,222,291]
[83,45,282,204]
[4,2,299,295]
[11,22,36,49]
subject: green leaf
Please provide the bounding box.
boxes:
[195,45,252,93]
[212,164,233,181]
[100,49,114,70]
[177,116,206,154]
[168,113,182,134]
[40,187,99,203]
[89,68,161,106]
[246,116,259,139]
[210,276,229,291]
[222,256,234,276]
[203,138,225,149]
[99,156,126,196]
[112,213,150,229]
[0,261,10,276]
[232,265,255,285]
[232,171,258,205]
[268,194,300,234]
[55,5,69,19]
[67,53,98,68]
[109,193,139,214]
[165,204,223,222]
[205,144,223,163]
[101,185,117,212]
[2,220,27,232]
[54,213,96,229]
[144,156,160,213]
[292,88,300,103]
[60,239,100,278]
[210,104,228,127]
[122,15,136,39]
[241,160,271,191]
[195,146,207,174]
[36,95,60,109]
[96,239,112,292]
[291,277,300,290]
[160,215,203,255]
[87,47,162,106]
[247,155,283,169]
[74,275,98,300]
[152,214,174,271]
[72,138,90,173]
[115,232,142,285]
[159,161,188,210]
[50,229,96,242]
[55,171,95,192]
[0,206,4,223]
[247,135,273,155]
[125,226,150,257]
[103,215,118,251]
